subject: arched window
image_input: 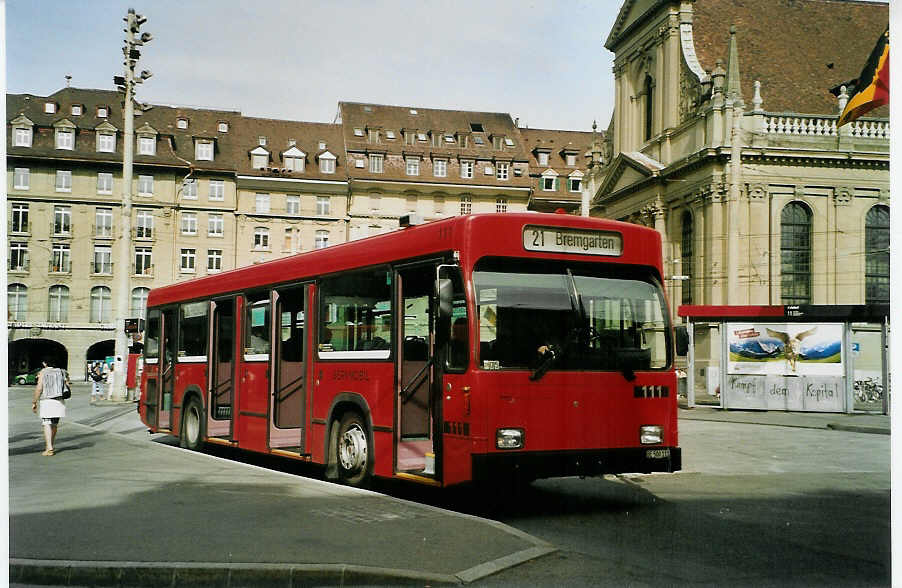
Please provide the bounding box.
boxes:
[865,205,890,304]
[132,287,151,319]
[780,202,812,304]
[681,211,693,304]
[8,283,27,321]
[90,286,112,323]
[644,75,654,141]
[48,285,70,322]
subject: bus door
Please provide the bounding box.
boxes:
[143,309,161,428]
[158,307,177,430]
[207,297,235,440]
[237,292,271,452]
[268,283,309,452]
[395,263,440,478]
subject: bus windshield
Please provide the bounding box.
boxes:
[474,258,670,375]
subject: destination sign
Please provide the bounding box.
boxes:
[523,225,623,256]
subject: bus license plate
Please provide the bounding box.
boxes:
[523,225,623,256]
[646,449,670,459]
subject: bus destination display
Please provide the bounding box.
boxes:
[523,225,623,256]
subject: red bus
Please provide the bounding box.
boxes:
[139,212,680,487]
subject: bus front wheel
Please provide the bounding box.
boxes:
[336,412,371,487]
[181,396,205,451]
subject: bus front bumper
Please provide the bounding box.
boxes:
[472,446,681,482]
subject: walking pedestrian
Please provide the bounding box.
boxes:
[89,362,105,404]
[105,361,115,401]
[31,357,69,456]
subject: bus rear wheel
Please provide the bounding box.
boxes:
[181,396,205,451]
[336,412,371,487]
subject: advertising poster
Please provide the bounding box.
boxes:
[727,323,843,376]
[724,374,844,412]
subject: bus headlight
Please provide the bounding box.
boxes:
[640,425,663,445]
[496,428,524,449]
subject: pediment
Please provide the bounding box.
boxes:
[318,150,336,160]
[53,117,76,129]
[541,169,558,177]
[282,146,306,158]
[597,152,658,199]
[568,170,584,178]
[95,121,118,132]
[136,123,158,135]
[250,146,269,155]
[605,0,663,51]
[10,114,34,126]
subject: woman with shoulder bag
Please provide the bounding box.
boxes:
[31,356,70,456]
[90,362,105,404]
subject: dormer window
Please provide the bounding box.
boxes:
[541,170,559,191]
[566,153,577,166]
[473,135,485,146]
[218,121,229,133]
[458,134,468,148]
[13,123,33,148]
[258,136,267,146]
[505,138,515,147]
[537,152,549,166]
[250,146,269,169]
[318,141,326,150]
[44,102,56,114]
[71,105,83,116]
[97,106,109,118]
[354,127,364,137]
[444,134,455,143]
[55,128,74,150]
[138,135,156,155]
[319,151,336,174]
[283,146,306,172]
[417,132,427,142]
[470,123,484,133]
[385,130,396,140]
[195,139,214,161]
[177,118,189,129]
[368,129,379,143]
[288,139,296,146]
[96,131,116,153]
[409,109,418,115]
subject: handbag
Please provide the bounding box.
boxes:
[62,384,71,400]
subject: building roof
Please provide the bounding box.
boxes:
[691,0,888,116]
[232,117,344,180]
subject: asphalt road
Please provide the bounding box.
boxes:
[10,386,891,587]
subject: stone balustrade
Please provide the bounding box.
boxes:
[762,114,889,139]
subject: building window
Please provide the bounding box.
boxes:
[138,136,156,155]
[209,179,225,201]
[10,242,28,272]
[542,175,557,191]
[14,167,30,190]
[433,158,447,177]
[55,128,74,150]
[70,104,82,116]
[473,135,485,146]
[97,106,108,118]
[458,134,468,148]
[254,227,270,249]
[368,129,380,143]
[681,211,693,305]
[44,102,56,114]
[180,248,196,272]
[135,247,153,275]
[566,153,577,166]
[138,175,154,196]
[255,193,270,214]
[460,159,474,179]
[406,158,419,176]
[460,195,472,215]
[51,243,71,273]
[644,75,654,141]
[316,196,331,216]
[195,140,214,161]
[385,130,396,140]
[8,284,27,321]
[218,122,229,133]
[131,287,150,319]
[56,170,72,192]
[208,213,224,236]
[136,209,154,239]
[354,127,364,137]
[259,136,267,146]
[11,203,29,233]
[286,195,300,215]
[496,162,509,180]
[207,249,223,272]
[284,155,305,172]
[181,212,198,235]
[14,127,32,147]
[95,207,113,237]
[320,156,336,174]
[496,198,507,213]
[538,152,549,166]
[252,152,269,169]
[493,136,503,149]
[865,205,890,304]
[90,286,112,323]
[283,228,293,251]
[97,172,113,194]
[177,118,188,129]
[97,132,116,153]
[780,202,812,304]
[48,285,69,322]
[568,177,582,192]
[315,230,329,249]
[53,206,72,235]
[182,179,198,199]
[369,154,384,173]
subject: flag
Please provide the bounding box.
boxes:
[838,27,889,127]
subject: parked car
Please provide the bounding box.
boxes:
[13,368,42,386]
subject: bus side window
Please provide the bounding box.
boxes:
[318,268,392,356]
[445,268,468,371]
[179,301,209,360]
[245,293,271,357]
[145,310,160,360]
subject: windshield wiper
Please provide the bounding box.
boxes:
[529,269,584,382]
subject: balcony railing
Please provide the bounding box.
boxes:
[49,261,72,273]
[134,228,154,240]
[134,263,154,277]
[92,262,114,275]
[9,221,30,234]
[762,114,889,139]
[8,259,29,272]
[93,225,114,239]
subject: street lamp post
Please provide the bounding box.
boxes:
[112,8,151,401]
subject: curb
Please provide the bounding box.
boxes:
[826,423,891,435]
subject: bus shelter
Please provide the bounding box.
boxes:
[677,305,889,414]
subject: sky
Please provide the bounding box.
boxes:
[7,0,623,131]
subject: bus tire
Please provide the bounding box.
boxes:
[336,412,371,487]
[180,395,205,451]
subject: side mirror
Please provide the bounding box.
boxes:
[437,277,453,332]
[674,325,689,356]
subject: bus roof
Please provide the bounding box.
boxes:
[146,212,662,307]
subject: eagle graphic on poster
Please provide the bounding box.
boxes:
[766,327,818,372]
